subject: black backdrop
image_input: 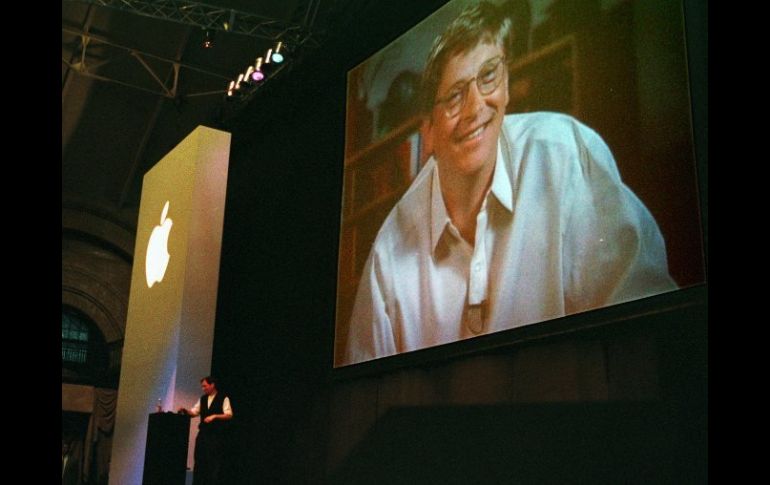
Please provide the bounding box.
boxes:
[207,0,707,482]
[211,2,452,480]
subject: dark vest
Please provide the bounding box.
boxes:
[198,392,227,431]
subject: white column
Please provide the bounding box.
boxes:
[110,126,231,485]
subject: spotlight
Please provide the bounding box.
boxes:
[203,30,215,49]
[251,57,265,82]
[271,41,285,63]
[224,41,287,100]
[262,48,278,76]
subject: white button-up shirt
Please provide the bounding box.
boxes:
[340,112,676,366]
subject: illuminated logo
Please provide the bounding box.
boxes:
[145,201,173,288]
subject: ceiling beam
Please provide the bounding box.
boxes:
[63,26,232,98]
[118,29,194,209]
[65,0,314,46]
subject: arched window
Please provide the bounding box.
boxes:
[62,309,89,363]
[62,306,109,384]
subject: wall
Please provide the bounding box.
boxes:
[62,204,135,382]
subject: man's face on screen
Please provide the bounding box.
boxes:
[428,40,509,180]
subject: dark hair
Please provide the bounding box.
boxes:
[420,1,512,114]
[201,375,217,387]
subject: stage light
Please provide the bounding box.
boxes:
[203,30,215,49]
[271,41,285,63]
[251,57,265,82]
[223,41,287,101]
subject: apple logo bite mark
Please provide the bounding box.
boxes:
[146,201,173,288]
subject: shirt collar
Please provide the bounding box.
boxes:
[429,136,513,254]
[430,167,451,254]
[489,135,513,213]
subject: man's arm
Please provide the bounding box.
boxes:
[562,121,677,312]
[177,400,201,416]
[343,249,396,366]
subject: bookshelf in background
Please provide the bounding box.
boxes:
[337,116,425,330]
[507,34,577,117]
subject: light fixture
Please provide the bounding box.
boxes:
[261,41,286,75]
[271,41,285,63]
[223,40,289,100]
[251,57,265,82]
[203,29,215,49]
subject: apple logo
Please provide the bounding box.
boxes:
[145,200,173,288]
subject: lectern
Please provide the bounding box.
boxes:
[143,412,191,485]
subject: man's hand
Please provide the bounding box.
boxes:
[204,415,216,423]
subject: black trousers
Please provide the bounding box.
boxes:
[193,428,226,485]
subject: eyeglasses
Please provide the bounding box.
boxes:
[433,55,506,118]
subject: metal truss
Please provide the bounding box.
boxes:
[64,0,317,47]
[63,25,231,98]
[63,0,321,107]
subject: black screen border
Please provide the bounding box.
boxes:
[330,0,707,380]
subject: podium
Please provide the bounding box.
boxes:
[143,412,191,485]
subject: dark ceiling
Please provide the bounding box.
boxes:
[62,0,331,231]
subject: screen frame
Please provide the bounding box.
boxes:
[332,284,706,379]
[331,0,708,378]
